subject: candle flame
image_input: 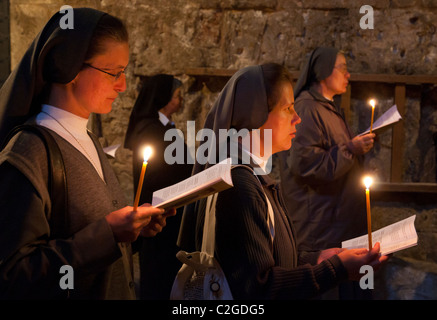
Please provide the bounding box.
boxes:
[363,176,373,189]
[369,99,376,108]
[143,146,153,162]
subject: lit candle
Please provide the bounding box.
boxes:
[363,176,373,250]
[369,99,376,133]
[133,146,153,212]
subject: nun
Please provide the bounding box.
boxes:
[124,74,193,299]
[177,63,385,300]
[0,8,174,299]
[277,47,376,299]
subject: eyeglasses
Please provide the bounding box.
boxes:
[83,63,126,81]
[334,64,349,75]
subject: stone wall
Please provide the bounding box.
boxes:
[0,0,10,87]
[7,0,437,299]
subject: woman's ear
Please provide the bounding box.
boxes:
[69,73,80,88]
[47,75,77,104]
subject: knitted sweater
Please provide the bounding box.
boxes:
[0,127,134,299]
[195,166,348,299]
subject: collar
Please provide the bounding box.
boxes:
[238,138,276,189]
[306,87,344,116]
[240,147,270,174]
[158,111,174,127]
[308,86,334,103]
[38,104,89,138]
[239,132,272,175]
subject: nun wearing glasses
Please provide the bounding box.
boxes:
[0,8,174,299]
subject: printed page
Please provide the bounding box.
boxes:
[152,158,233,209]
[103,144,120,158]
[360,104,402,135]
[341,215,418,255]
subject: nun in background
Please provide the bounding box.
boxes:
[177,63,386,300]
[124,74,193,299]
[0,8,174,299]
[277,47,376,299]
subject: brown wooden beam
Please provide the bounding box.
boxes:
[391,84,406,183]
[349,73,437,84]
[185,68,437,84]
[373,182,437,193]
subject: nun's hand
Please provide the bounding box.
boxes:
[105,204,164,242]
[347,133,375,155]
[317,248,345,264]
[140,207,177,237]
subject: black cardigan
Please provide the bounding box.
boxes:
[195,166,348,300]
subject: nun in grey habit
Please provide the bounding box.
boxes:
[0,8,169,299]
[278,47,370,252]
[277,47,375,299]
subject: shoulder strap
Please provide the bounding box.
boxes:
[201,165,275,256]
[232,165,275,242]
[1,124,68,238]
[201,193,218,255]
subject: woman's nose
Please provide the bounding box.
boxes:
[292,112,301,125]
[114,73,127,93]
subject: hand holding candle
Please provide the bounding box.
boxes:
[369,99,376,133]
[363,176,373,251]
[133,146,153,212]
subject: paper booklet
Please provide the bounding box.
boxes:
[103,144,120,158]
[359,104,402,136]
[341,215,418,256]
[151,158,234,210]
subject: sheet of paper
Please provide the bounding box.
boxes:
[152,158,233,209]
[341,215,418,255]
[103,144,120,158]
[360,104,402,135]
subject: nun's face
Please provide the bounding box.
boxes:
[259,82,301,154]
[71,39,129,117]
[322,54,350,96]
[162,87,183,116]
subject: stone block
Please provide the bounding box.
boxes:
[198,0,277,10]
[390,0,419,7]
[421,0,437,7]
[375,257,437,299]
[295,0,390,9]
